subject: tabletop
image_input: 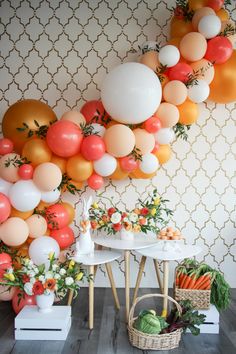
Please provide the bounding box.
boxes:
[72,250,122,266]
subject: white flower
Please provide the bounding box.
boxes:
[59,268,66,276]
[65,277,74,286]
[38,275,45,282]
[129,213,138,223]
[123,217,129,222]
[30,277,36,284]
[45,271,53,279]
[24,282,33,296]
[28,270,36,278]
[110,212,122,224]
[32,266,39,274]
[52,264,59,271]
[54,273,61,280]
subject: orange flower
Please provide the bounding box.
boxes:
[102,215,109,223]
[44,278,56,291]
[133,225,141,233]
[91,220,98,229]
[133,208,141,215]
[139,218,147,226]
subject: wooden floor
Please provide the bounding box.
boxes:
[0,288,235,354]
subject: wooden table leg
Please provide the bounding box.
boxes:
[133,256,146,303]
[161,260,169,318]
[105,263,120,310]
[124,250,130,322]
[153,259,164,294]
[89,265,94,329]
[67,289,74,306]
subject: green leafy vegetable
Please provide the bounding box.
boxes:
[134,310,168,334]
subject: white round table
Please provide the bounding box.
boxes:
[134,241,202,317]
[69,250,121,329]
[92,233,159,321]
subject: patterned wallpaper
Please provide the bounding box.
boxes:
[0,0,235,287]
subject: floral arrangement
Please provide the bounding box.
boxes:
[89,189,173,235]
[0,253,87,301]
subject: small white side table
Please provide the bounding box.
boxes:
[134,242,202,317]
[68,250,121,329]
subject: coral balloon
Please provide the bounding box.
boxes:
[50,155,67,174]
[46,120,83,157]
[10,208,33,220]
[170,19,194,38]
[0,193,11,223]
[120,156,139,172]
[61,110,86,126]
[18,164,34,180]
[9,180,41,212]
[26,214,47,238]
[133,129,155,155]
[0,252,12,266]
[139,51,159,71]
[188,0,208,10]
[178,100,199,125]
[46,204,70,230]
[50,226,75,249]
[0,153,20,183]
[93,153,117,177]
[2,99,57,153]
[33,162,62,192]
[154,145,172,164]
[60,202,75,224]
[180,32,207,61]
[109,160,129,180]
[29,236,60,268]
[168,63,193,83]
[163,81,187,106]
[205,36,233,64]
[190,59,215,84]
[192,7,215,30]
[104,125,135,157]
[155,103,179,128]
[12,288,36,314]
[144,116,161,133]
[87,174,104,190]
[0,138,14,155]
[22,138,52,166]
[0,178,12,197]
[0,217,29,246]
[81,100,109,125]
[66,154,93,182]
[81,135,105,161]
[207,0,224,11]
[0,286,15,301]
[209,50,236,103]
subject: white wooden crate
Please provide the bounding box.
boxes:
[15,305,71,340]
[187,305,219,334]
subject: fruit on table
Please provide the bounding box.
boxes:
[157,226,184,240]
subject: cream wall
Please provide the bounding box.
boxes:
[0,0,235,287]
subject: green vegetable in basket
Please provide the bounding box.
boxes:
[134,310,168,334]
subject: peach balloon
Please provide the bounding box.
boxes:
[133,129,155,155]
[154,145,172,164]
[163,80,187,105]
[0,286,16,301]
[104,125,135,157]
[180,32,207,61]
[60,202,75,224]
[66,154,93,182]
[0,153,20,183]
[177,100,199,125]
[192,7,215,30]
[109,160,129,180]
[50,155,67,174]
[139,51,159,71]
[190,59,215,84]
[61,110,86,127]
[216,8,229,21]
[10,208,34,220]
[25,214,47,238]
[22,138,52,167]
[188,0,208,10]
[155,103,179,128]
[170,19,193,39]
[33,162,62,191]
[129,167,156,179]
[0,217,29,247]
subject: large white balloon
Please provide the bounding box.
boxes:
[93,153,117,177]
[9,180,41,212]
[187,79,210,103]
[101,62,162,124]
[140,153,159,174]
[29,236,60,269]
[154,128,175,145]
[158,45,180,67]
[41,189,61,203]
[198,15,221,39]
[0,178,12,196]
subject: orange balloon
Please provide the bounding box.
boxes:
[45,228,50,235]
[139,51,159,71]
[170,19,193,39]
[163,81,187,106]
[168,37,181,48]
[60,202,75,224]
[35,200,52,212]
[180,32,207,62]
[130,167,156,179]
[216,8,229,21]
[106,120,119,128]
[104,125,135,158]
[0,153,20,183]
[178,100,199,125]
[209,51,236,104]
[12,244,29,270]
[22,138,52,167]
[61,111,86,126]
[190,59,215,84]
[133,129,155,155]
[2,99,57,153]
[51,155,67,174]
[154,145,172,164]
[10,207,34,220]
[66,154,93,182]
[188,0,208,11]
[26,237,34,245]
[192,7,215,30]
[109,160,129,180]
[155,103,179,128]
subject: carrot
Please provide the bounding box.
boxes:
[194,273,211,289]
[178,272,185,287]
[187,274,197,289]
[198,276,211,290]
[200,281,211,290]
[192,274,208,289]
[180,273,188,288]
[175,272,180,287]
[182,275,192,289]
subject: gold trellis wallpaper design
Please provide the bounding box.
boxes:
[0,0,235,287]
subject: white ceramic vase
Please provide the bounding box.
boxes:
[120,228,134,241]
[36,291,55,313]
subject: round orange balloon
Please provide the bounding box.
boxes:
[216,8,229,21]
[154,145,172,164]
[109,160,129,180]
[155,103,179,128]
[50,155,67,174]
[163,80,187,105]
[2,99,57,153]
[209,51,236,104]
[178,100,199,125]
[180,32,207,62]
[130,168,156,179]
[170,19,193,39]
[188,0,208,11]
[60,202,75,224]
[139,51,159,71]
[22,138,52,167]
[104,125,135,157]
[168,37,181,48]
[192,7,215,30]
[66,154,93,182]
[35,201,52,212]
[190,59,215,84]
[61,111,86,126]
[133,129,155,155]
[10,208,34,220]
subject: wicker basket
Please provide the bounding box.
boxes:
[174,287,211,309]
[127,293,183,351]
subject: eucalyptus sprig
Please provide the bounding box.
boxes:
[16,119,56,139]
[156,63,167,83]
[80,122,97,137]
[4,155,31,167]
[185,62,213,88]
[128,146,143,161]
[138,42,160,55]
[58,173,81,195]
[219,23,235,37]
[91,109,111,126]
[173,123,191,141]
[172,0,194,22]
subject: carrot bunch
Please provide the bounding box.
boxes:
[176,271,211,290]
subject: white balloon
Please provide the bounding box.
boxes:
[198,15,221,39]
[29,236,60,269]
[0,178,12,196]
[158,45,180,67]
[154,128,175,145]
[90,123,106,137]
[140,153,159,174]
[41,189,61,203]
[187,79,210,103]
[94,153,117,177]
[101,62,162,124]
[9,180,41,212]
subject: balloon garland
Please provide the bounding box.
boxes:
[0,0,235,276]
